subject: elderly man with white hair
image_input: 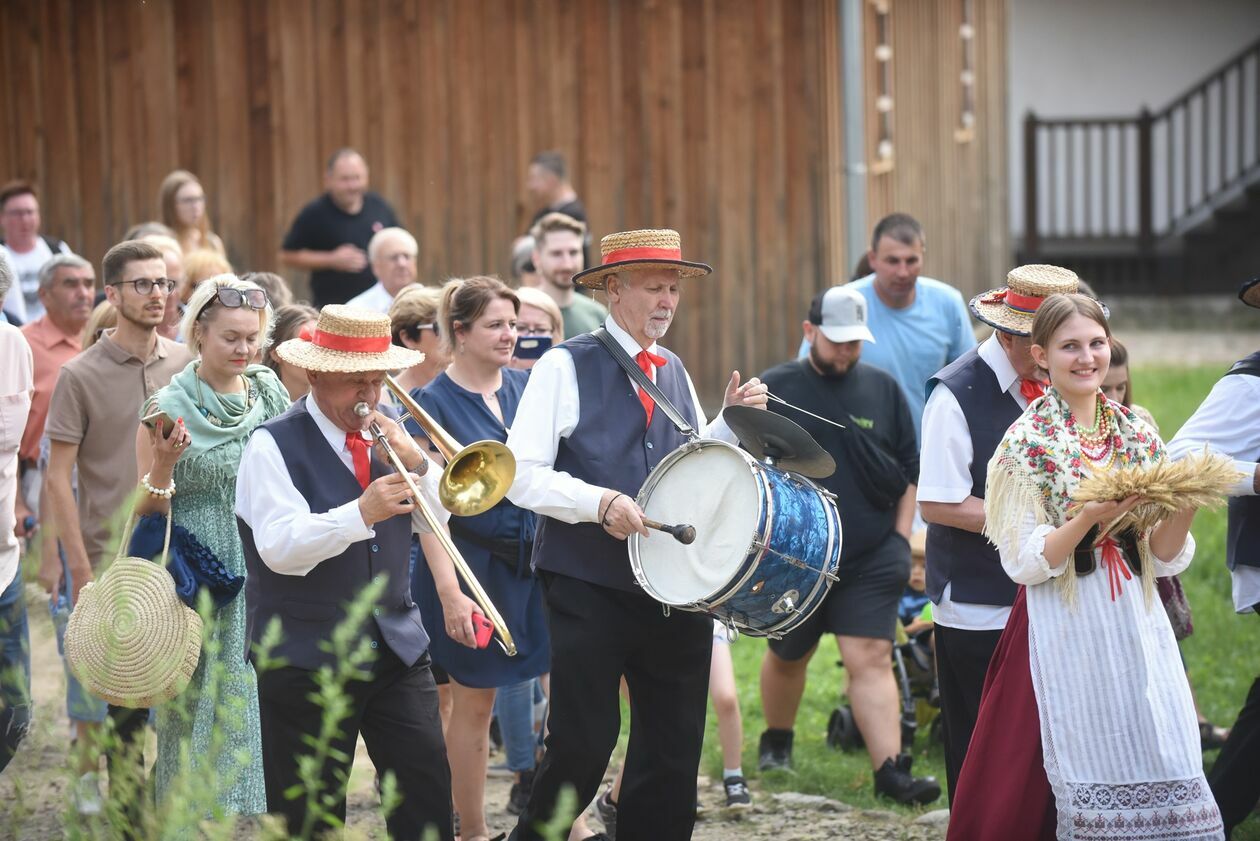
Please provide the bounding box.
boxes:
[345,226,420,313]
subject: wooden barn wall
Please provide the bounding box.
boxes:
[0,0,1007,404]
[864,0,1010,295]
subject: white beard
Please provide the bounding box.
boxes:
[644,309,673,340]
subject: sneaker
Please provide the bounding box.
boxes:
[757,729,794,772]
[723,775,752,809]
[873,754,941,805]
[74,771,103,816]
[594,789,618,840]
[507,769,534,816]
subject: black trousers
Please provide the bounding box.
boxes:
[934,623,1004,804]
[512,574,712,841]
[1208,608,1260,836]
[257,649,452,841]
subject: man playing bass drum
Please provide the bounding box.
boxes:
[504,228,768,841]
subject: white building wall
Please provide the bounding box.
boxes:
[1008,0,1260,236]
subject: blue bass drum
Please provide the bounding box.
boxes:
[628,440,842,638]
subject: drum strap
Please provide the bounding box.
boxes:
[593,328,697,439]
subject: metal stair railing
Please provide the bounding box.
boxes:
[1024,36,1260,256]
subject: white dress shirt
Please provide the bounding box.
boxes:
[0,323,33,591]
[1167,371,1260,613]
[235,394,447,577]
[507,316,736,523]
[918,332,1028,630]
[345,282,396,314]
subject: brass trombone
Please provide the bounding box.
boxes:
[354,402,517,656]
[383,374,516,517]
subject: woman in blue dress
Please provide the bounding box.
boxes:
[411,276,549,841]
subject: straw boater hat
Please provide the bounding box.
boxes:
[1239,277,1260,309]
[969,264,1081,336]
[275,304,423,372]
[574,228,712,290]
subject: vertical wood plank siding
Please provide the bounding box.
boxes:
[1,0,1006,404]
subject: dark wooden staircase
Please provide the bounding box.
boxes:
[1018,37,1260,295]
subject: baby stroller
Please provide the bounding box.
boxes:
[826,620,939,752]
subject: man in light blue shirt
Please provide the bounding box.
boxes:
[801,214,974,440]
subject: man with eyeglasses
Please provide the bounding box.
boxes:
[0,180,76,325]
[346,227,421,313]
[41,240,190,816]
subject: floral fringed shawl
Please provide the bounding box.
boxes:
[983,387,1164,605]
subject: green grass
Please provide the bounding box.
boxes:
[694,363,1260,835]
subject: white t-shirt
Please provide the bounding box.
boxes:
[1,237,74,324]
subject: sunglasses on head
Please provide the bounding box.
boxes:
[198,286,269,320]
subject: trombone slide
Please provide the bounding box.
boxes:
[363,416,518,657]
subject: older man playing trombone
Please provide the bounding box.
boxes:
[236,305,474,841]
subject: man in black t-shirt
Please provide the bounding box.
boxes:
[281,148,400,308]
[756,286,941,806]
[525,151,592,269]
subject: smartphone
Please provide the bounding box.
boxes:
[141,410,178,432]
[472,611,494,649]
[513,335,553,361]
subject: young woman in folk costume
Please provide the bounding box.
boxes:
[947,294,1223,841]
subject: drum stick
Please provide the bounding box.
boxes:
[642,518,697,545]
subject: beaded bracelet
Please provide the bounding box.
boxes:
[141,473,175,499]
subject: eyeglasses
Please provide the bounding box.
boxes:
[197,286,270,320]
[176,195,206,205]
[112,278,177,295]
[411,323,440,337]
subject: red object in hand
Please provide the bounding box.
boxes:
[472,611,494,649]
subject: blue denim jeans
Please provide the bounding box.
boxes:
[0,571,31,772]
[494,678,538,773]
[49,545,108,724]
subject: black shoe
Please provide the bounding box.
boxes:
[507,769,534,816]
[758,728,794,772]
[723,775,752,808]
[873,754,941,805]
[594,789,618,840]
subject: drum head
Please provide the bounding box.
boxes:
[634,442,760,604]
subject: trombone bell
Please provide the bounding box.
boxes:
[385,375,516,516]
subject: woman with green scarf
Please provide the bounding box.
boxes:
[133,275,289,818]
[947,293,1223,840]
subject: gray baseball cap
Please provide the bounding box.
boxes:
[808,286,876,344]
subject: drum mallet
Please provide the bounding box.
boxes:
[642,518,697,545]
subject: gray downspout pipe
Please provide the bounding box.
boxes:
[840,0,867,273]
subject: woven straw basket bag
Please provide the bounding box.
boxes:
[65,514,203,708]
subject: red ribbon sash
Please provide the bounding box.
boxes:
[1099,537,1133,601]
[603,246,683,265]
[312,329,391,353]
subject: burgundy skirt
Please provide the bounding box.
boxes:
[946,587,1057,841]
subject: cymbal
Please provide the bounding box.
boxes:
[723,404,836,479]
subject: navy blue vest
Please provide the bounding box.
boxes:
[239,398,428,671]
[923,347,1022,607]
[533,333,699,591]
[1224,351,1260,572]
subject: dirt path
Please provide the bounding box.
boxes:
[2,583,944,840]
